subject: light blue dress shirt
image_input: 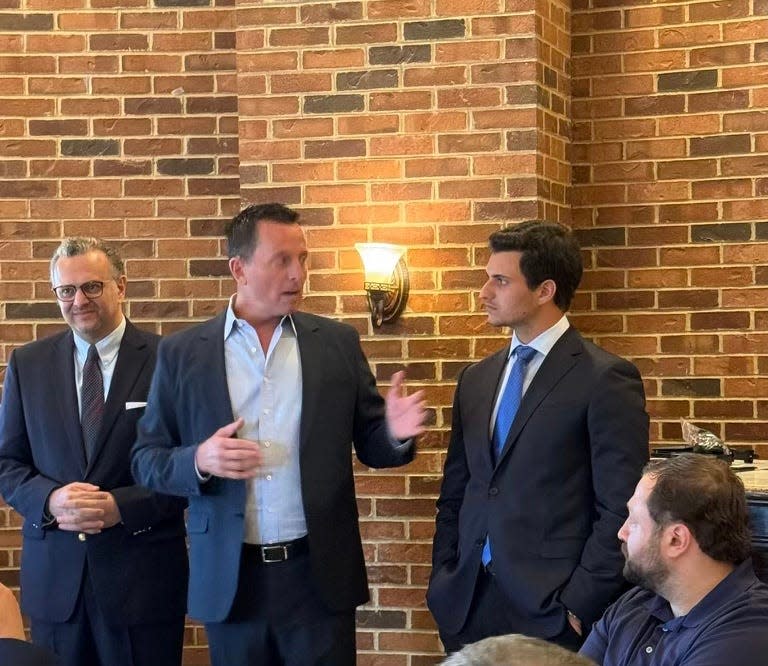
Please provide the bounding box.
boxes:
[223,301,308,545]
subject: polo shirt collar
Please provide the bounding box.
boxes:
[645,559,755,631]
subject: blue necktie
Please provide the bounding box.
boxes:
[482,344,537,566]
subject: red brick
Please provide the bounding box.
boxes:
[338,114,400,135]
[303,48,365,70]
[436,40,500,63]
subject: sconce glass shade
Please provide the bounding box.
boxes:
[355,243,409,327]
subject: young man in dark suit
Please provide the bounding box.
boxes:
[132,203,426,666]
[427,221,649,653]
[0,237,188,666]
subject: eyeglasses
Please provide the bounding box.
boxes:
[52,281,105,302]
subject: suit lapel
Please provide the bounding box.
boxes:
[480,349,509,470]
[496,327,582,465]
[85,321,150,474]
[53,331,88,474]
[196,311,236,427]
[293,313,321,454]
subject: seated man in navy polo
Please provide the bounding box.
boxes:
[580,454,768,666]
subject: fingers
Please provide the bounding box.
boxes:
[195,430,263,479]
[386,371,406,401]
[215,417,244,438]
[389,370,405,390]
[48,483,102,515]
[53,503,106,533]
[54,491,112,511]
[400,388,426,407]
[214,443,263,479]
[385,373,428,439]
[66,482,101,492]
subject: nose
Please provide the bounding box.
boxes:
[479,279,492,301]
[72,287,91,307]
[617,519,628,542]
[288,258,306,282]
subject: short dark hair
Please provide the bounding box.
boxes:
[644,454,752,564]
[225,203,300,259]
[488,220,583,311]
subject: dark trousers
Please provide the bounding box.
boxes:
[205,546,356,666]
[439,567,584,655]
[30,572,184,666]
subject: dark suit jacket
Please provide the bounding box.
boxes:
[427,327,649,637]
[0,320,188,625]
[0,639,59,666]
[131,310,414,623]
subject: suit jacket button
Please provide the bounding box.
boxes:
[78,533,86,542]
[489,487,499,496]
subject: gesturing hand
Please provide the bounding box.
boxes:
[195,417,264,479]
[384,371,427,441]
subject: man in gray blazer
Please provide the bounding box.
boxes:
[427,221,649,653]
[132,203,426,666]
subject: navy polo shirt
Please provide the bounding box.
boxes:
[580,559,768,666]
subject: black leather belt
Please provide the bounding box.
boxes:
[244,536,309,564]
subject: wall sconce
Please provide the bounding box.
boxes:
[355,243,410,327]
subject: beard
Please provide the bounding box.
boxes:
[622,540,669,593]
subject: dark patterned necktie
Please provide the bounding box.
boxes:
[482,344,538,566]
[81,344,104,461]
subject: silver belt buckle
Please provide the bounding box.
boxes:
[262,544,288,563]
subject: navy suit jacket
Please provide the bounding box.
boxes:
[0,320,188,624]
[0,639,59,665]
[132,310,414,623]
[427,327,649,636]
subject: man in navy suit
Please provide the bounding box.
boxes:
[132,203,427,666]
[427,221,649,653]
[0,237,188,666]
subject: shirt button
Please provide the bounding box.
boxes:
[251,347,257,354]
[78,533,86,542]
[489,487,499,496]
[645,647,653,654]
[266,474,272,481]
[263,441,271,448]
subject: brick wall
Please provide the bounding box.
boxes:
[1,1,767,664]
[571,0,768,456]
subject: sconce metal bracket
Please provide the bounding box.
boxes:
[364,257,409,327]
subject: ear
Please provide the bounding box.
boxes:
[663,523,692,559]
[536,278,557,305]
[229,256,245,284]
[115,275,127,301]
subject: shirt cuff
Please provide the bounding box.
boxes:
[42,494,57,528]
[193,453,212,483]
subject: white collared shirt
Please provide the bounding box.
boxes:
[489,315,570,438]
[72,316,126,416]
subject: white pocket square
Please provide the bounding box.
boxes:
[125,401,147,410]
